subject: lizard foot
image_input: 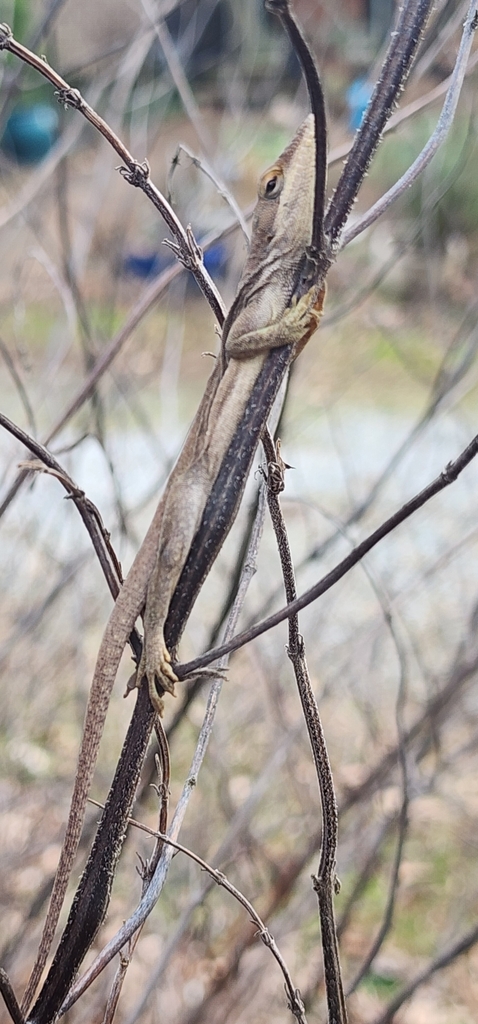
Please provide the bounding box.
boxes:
[126,638,178,716]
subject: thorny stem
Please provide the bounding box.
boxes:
[262,430,346,1024]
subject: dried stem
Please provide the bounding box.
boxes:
[371,920,478,1024]
[262,429,346,1024]
[0,971,24,1024]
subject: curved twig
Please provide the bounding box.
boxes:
[0,23,225,324]
[341,0,478,247]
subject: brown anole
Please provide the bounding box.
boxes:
[137,113,325,709]
[34,112,326,996]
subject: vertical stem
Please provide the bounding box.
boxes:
[262,430,347,1024]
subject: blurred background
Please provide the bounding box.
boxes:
[1,1,478,1022]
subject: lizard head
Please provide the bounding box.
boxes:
[222,114,319,350]
[248,112,315,274]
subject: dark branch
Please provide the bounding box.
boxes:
[266,0,327,265]
[0,971,25,1024]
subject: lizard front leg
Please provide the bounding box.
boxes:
[225,282,325,360]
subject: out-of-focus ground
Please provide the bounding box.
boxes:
[1,1,478,1022]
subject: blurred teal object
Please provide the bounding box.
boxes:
[346,78,373,133]
[1,104,59,164]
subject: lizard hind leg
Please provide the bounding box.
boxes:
[134,635,177,716]
[134,467,210,714]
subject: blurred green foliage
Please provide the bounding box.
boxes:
[369,108,478,243]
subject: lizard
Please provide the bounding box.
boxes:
[136,111,326,713]
[30,110,327,1010]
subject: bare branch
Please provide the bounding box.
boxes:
[262,430,347,1024]
[177,432,478,674]
[0,413,124,604]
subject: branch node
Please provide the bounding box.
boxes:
[0,22,13,47]
[287,987,306,1018]
[55,87,82,110]
[163,231,203,273]
[441,461,457,484]
[119,159,150,187]
[186,224,203,261]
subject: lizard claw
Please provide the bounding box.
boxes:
[126,637,179,715]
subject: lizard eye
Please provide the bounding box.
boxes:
[259,166,284,200]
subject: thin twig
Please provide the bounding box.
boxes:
[0,414,124,603]
[0,336,36,435]
[0,23,225,325]
[177,431,478,675]
[262,429,347,1024]
[168,143,250,244]
[371,920,478,1024]
[342,0,478,247]
[347,574,410,995]
[141,0,215,154]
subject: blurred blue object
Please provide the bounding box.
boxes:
[346,77,373,133]
[204,242,227,276]
[123,252,166,279]
[123,242,228,280]
[1,104,59,164]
